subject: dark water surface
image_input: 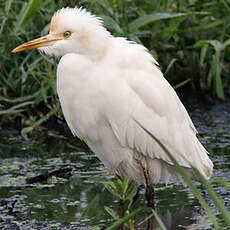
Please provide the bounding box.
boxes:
[0,102,230,229]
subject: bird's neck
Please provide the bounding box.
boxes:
[92,44,110,62]
[83,35,111,62]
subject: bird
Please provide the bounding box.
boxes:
[12,7,213,206]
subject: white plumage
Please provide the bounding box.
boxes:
[13,7,213,186]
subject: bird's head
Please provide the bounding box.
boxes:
[12,7,111,59]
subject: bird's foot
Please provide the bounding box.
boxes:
[146,185,155,208]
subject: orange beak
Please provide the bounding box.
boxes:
[12,33,64,53]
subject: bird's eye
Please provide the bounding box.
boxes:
[64,31,71,38]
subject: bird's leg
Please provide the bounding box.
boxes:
[141,162,155,208]
[115,173,122,181]
[144,169,155,208]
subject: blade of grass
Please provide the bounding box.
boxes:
[14,0,51,33]
[173,78,192,89]
[214,50,224,99]
[7,101,34,110]
[122,177,130,195]
[0,101,34,116]
[103,181,121,198]
[200,44,209,67]
[0,0,13,34]
[180,18,227,33]
[194,39,226,99]
[164,58,177,75]
[104,206,119,220]
[192,167,230,226]
[21,106,57,135]
[129,12,188,32]
[21,0,44,25]
[100,15,124,34]
[106,206,149,230]
[138,209,167,230]
[151,209,167,230]
[162,17,185,41]
[0,91,39,103]
[213,176,230,190]
[0,109,25,115]
[136,122,219,229]
[138,211,155,226]
[14,2,29,34]
[128,12,209,33]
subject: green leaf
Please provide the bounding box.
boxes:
[114,179,125,195]
[180,18,227,33]
[100,15,124,34]
[14,0,51,33]
[164,58,177,75]
[5,0,13,13]
[137,209,167,229]
[195,39,226,99]
[126,180,137,209]
[215,69,224,99]
[21,106,58,136]
[82,194,101,217]
[194,40,223,52]
[213,176,230,190]
[214,50,224,99]
[207,40,223,52]
[173,78,192,90]
[127,34,142,44]
[192,167,230,226]
[8,101,34,110]
[223,39,230,50]
[21,126,33,134]
[194,40,209,49]
[121,177,130,195]
[92,227,101,230]
[21,0,44,25]
[104,206,119,220]
[128,12,208,32]
[0,101,34,116]
[103,181,121,198]
[0,91,39,103]
[106,206,149,230]
[200,44,209,67]
[0,109,25,115]
[162,17,185,41]
[151,209,167,230]
[93,0,112,10]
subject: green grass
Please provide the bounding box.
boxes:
[1,0,230,129]
[0,0,228,126]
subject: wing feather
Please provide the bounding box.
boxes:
[107,68,213,178]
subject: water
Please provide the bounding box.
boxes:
[0,103,229,229]
[0,134,114,227]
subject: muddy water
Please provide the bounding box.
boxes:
[0,102,229,229]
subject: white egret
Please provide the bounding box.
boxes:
[12,7,213,205]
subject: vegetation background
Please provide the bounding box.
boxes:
[0,0,230,133]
